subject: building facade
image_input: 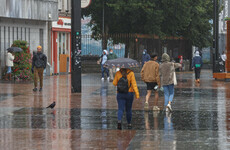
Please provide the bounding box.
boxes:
[51,0,71,74]
[219,0,230,53]
[0,0,58,78]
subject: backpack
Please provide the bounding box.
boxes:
[117,72,131,93]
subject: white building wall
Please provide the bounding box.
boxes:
[219,0,230,53]
[0,0,58,21]
[0,18,48,78]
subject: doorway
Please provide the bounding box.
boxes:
[57,32,70,73]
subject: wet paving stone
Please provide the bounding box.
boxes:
[0,93,20,102]
[0,108,219,131]
[0,70,230,149]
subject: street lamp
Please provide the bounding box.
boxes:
[213,0,219,73]
[71,0,81,93]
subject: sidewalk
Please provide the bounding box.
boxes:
[0,70,229,149]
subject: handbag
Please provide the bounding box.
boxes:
[173,72,177,85]
[173,63,177,85]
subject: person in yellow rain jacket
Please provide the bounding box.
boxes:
[113,68,139,130]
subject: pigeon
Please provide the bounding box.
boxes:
[46,102,56,109]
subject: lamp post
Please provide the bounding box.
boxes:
[102,0,105,50]
[71,0,81,93]
[213,0,219,73]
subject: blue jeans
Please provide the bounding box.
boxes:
[7,67,12,74]
[101,64,109,78]
[163,84,174,106]
[117,92,134,124]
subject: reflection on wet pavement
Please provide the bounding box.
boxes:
[0,70,230,149]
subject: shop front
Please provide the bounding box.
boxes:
[52,17,71,74]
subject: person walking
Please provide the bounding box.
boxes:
[179,55,183,71]
[113,68,139,130]
[100,50,109,81]
[107,49,118,82]
[142,49,150,67]
[5,50,15,81]
[141,54,161,111]
[221,51,226,72]
[32,46,47,92]
[159,53,181,112]
[192,51,203,83]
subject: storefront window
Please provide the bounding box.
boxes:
[58,32,70,55]
[59,33,62,55]
[63,33,65,54]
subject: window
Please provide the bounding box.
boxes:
[63,33,65,54]
[16,27,18,40]
[39,29,44,49]
[28,28,30,47]
[59,33,62,54]
[62,0,65,12]
[4,26,6,50]
[25,28,26,41]
[12,27,14,42]
[58,0,62,11]
[67,0,71,12]
[64,0,68,12]
[8,27,10,47]
[21,27,23,40]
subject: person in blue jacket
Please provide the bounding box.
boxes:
[142,49,151,67]
[192,51,203,83]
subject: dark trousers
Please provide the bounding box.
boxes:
[34,67,44,88]
[101,64,109,78]
[194,67,201,80]
[117,92,134,124]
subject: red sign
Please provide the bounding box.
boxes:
[57,19,64,26]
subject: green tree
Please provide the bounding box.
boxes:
[82,0,213,50]
[11,40,33,81]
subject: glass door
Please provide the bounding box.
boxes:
[57,32,70,73]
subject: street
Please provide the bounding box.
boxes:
[0,70,229,149]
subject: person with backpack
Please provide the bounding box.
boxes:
[192,51,203,83]
[32,46,47,92]
[100,50,109,81]
[141,54,161,111]
[113,68,139,130]
[142,49,151,67]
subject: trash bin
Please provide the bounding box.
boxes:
[215,60,224,72]
[184,60,190,71]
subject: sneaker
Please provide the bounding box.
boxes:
[166,107,169,112]
[127,124,132,129]
[33,88,37,92]
[153,106,160,111]
[107,77,110,81]
[117,123,122,130]
[39,88,42,92]
[153,111,159,118]
[166,111,171,118]
[167,104,172,112]
[144,102,149,111]
[101,77,104,81]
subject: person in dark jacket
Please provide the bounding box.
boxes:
[142,49,150,67]
[192,51,203,83]
[32,46,47,92]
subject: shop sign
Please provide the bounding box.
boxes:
[52,17,71,29]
